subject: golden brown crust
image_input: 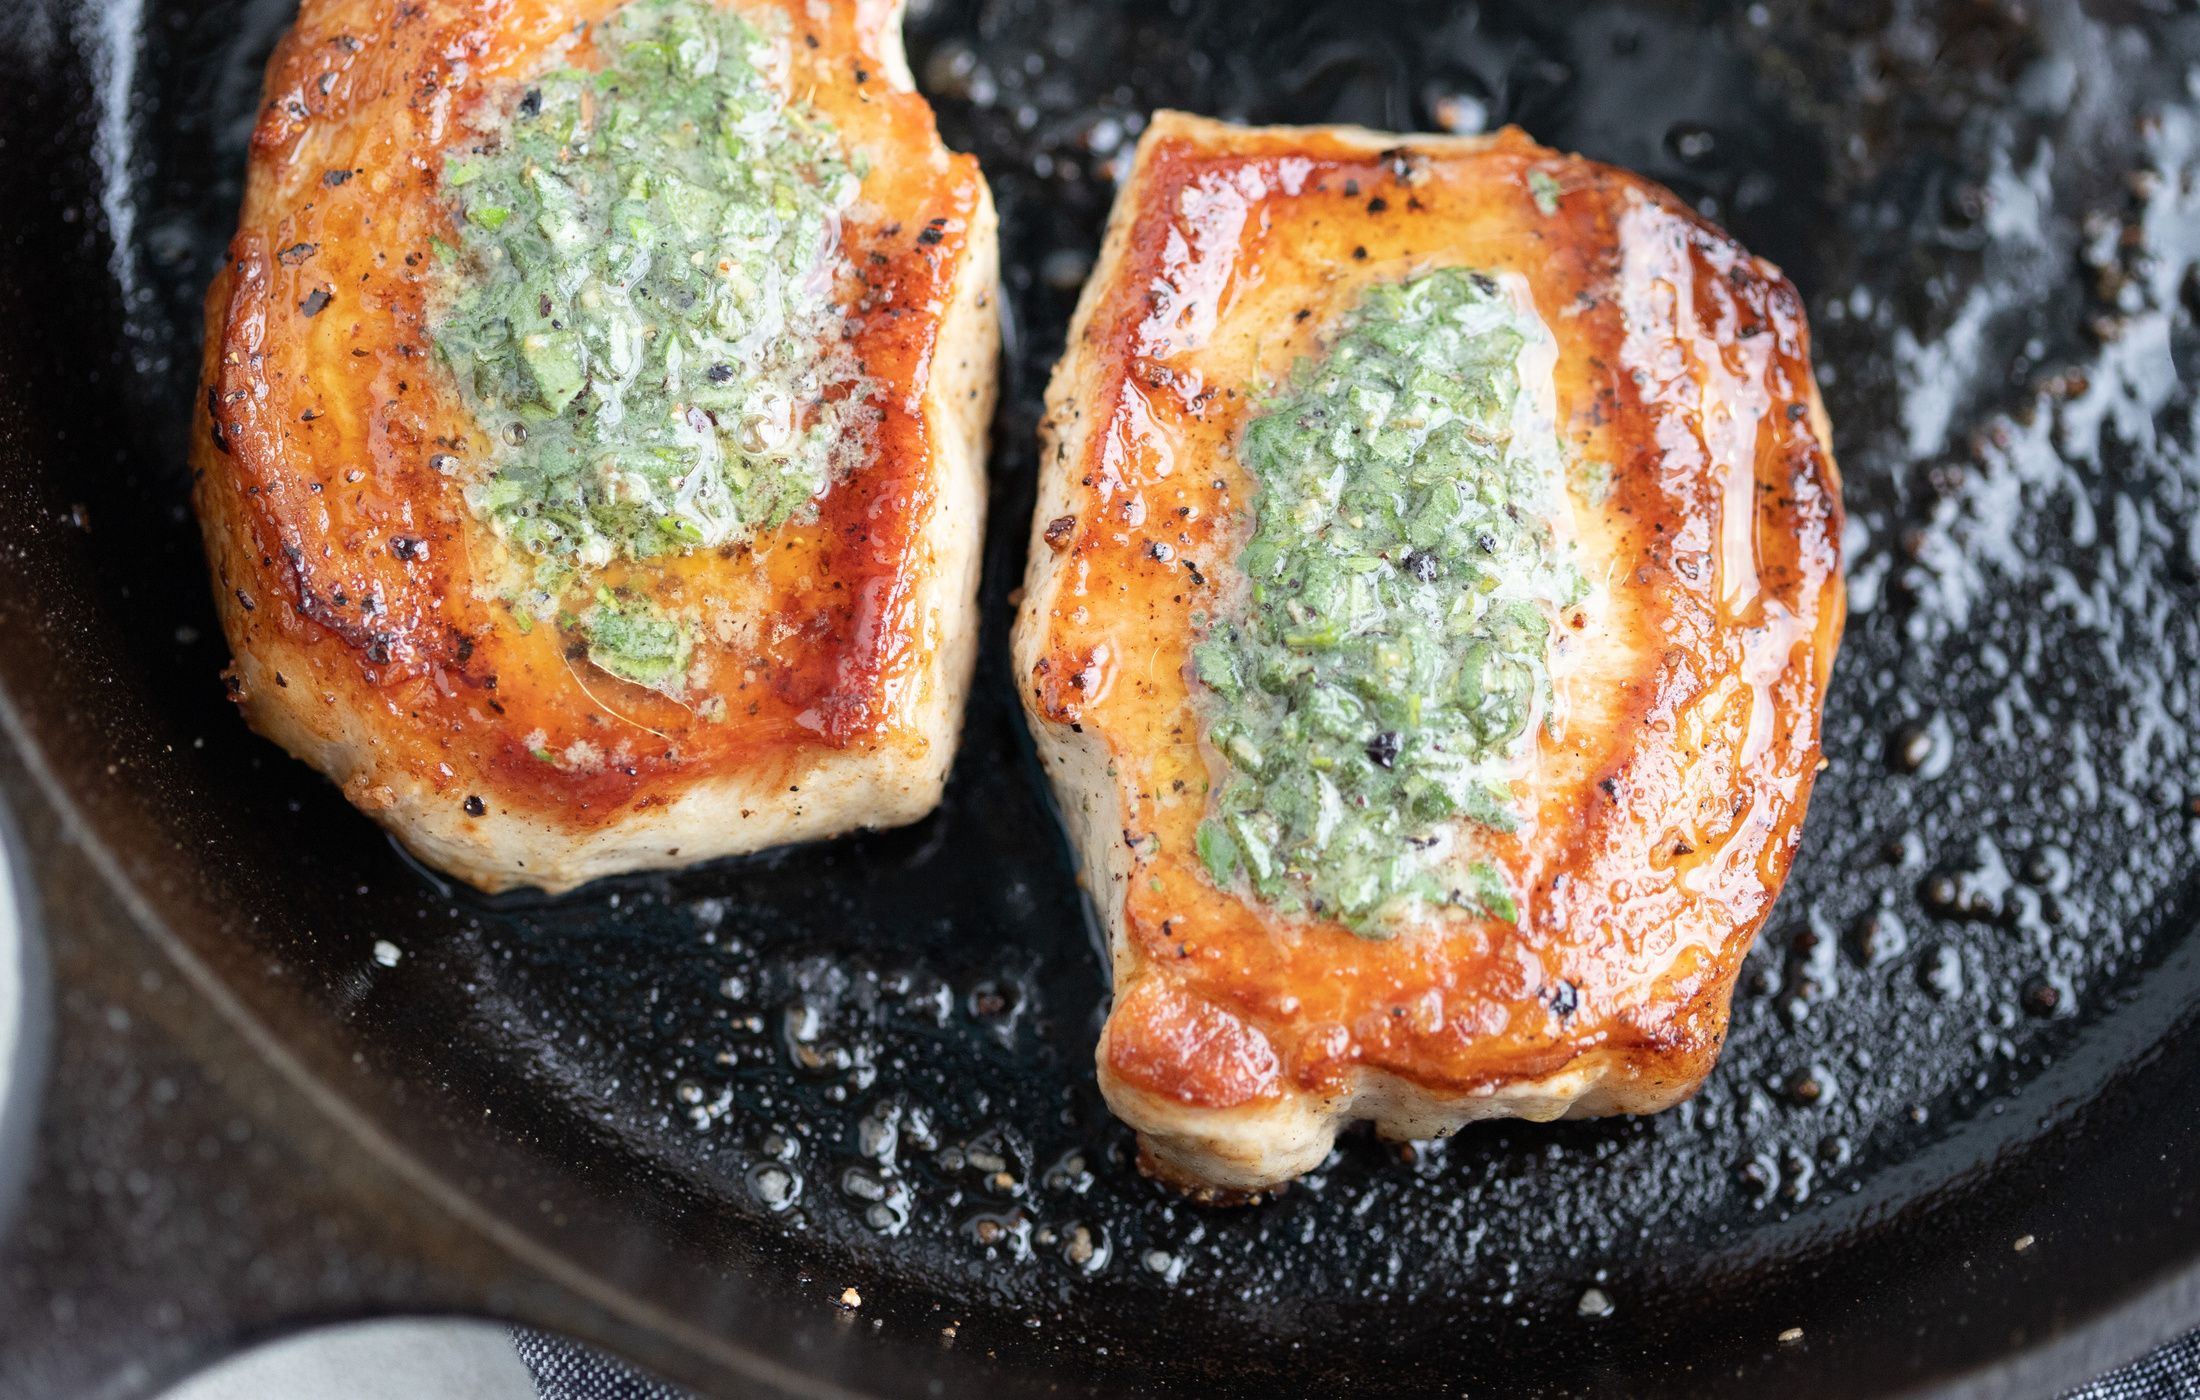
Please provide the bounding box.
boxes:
[1012,113,1844,1190]
[193,0,998,890]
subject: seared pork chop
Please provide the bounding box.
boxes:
[1014,113,1843,1193]
[194,0,997,892]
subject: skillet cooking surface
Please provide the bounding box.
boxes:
[3,0,2200,1395]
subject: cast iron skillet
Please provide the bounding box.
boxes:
[2,0,2200,1396]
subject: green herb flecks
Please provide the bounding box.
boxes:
[433,0,870,582]
[1191,268,1576,935]
[1574,458,1613,507]
[1528,170,1563,216]
[581,589,693,695]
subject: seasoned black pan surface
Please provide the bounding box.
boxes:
[0,1,2198,1397]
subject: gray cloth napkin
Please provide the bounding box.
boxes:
[514,1331,685,1400]
[515,1326,2200,1398]
[2071,1332,2200,1399]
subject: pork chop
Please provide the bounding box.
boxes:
[1013,112,1843,1193]
[193,0,998,892]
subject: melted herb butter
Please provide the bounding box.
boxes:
[579,588,693,690]
[431,0,871,690]
[1191,268,1581,935]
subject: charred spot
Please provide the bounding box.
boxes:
[1548,980,1580,1019]
[390,535,425,561]
[322,168,353,186]
[1365,731,1401,769]
[206,387,230,455]
[1367,196,1389,214]
[463,794,487,817]
[278,241,318,266]
[1403,549,1439,582]
[300,287,332,317]
[517,86,542,118]
[917,218,949,246]
[707,363,734,383]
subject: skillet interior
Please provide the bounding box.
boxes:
[1,0,2199,1396]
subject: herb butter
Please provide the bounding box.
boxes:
[431,0,872,687]
[1192,268,1579,933]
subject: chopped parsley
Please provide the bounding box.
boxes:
[1191,269,1578,934]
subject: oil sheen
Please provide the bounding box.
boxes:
[1191,268,1578,934]
[431,0,869,690]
